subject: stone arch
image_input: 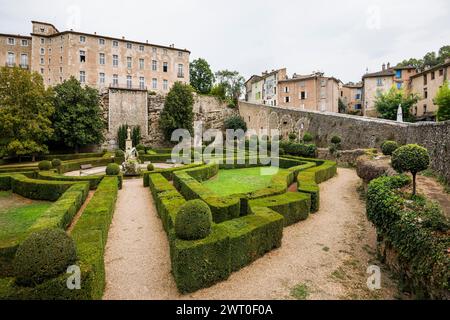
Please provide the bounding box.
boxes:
[295,117,310,139]
[256,110,269,133]
[268,112,280,134]
[280,114,294,140]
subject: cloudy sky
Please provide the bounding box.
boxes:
[1,0,449,83]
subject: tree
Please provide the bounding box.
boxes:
[435,81,450,122]
[391,144,430,196]
[397,58,424,69]
[374,87,418,122]
[215,70,245,106]
[132,126,141,147]
[190,58,215,94]
[396,45,450,70]
[338,98,347,114]
[0,67,54,161]
[117,124,128,151]
[52,77,105,153]
[224,115,247,132]
[210,83,227,102]
[159,82,194,141]
[423,51,438,69]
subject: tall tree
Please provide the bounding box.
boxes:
[190,58,215,94]
[215,70,245,106]
[374,87,418,122]
[0,67,54,161]
[159,82,194,141]
[397,45,450,70]
[435,81,450,122]
[52,77,105,153]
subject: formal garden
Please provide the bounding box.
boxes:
[0,66,448,300]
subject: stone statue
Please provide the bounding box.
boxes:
[127,127,132,140]
[397,104,403,123]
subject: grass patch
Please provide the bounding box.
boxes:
[290,283,309,300]
[0,202,52,247]
[201,167,287,196]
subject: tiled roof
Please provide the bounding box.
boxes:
[362,69,395,79]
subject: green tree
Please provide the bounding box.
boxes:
[374,87,418,122]
[159,82,194,141]
[132,126,141,147]
[224,115,247,131]
[397,58,424,69]
[437,45,450,64]
[117,124,128,151]
[0,67,54,161]
[391,144,430,196]
[52,77,105,153]
[397,45,450,70]
[338,98,347,113]
[435,81,450,122]
[190,58,215,94]
[210,83,227,101]
[215,70,245,106]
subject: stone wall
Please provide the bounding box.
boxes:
[238,101,450,182]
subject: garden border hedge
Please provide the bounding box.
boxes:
[38,171,104,190]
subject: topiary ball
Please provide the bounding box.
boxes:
[175,200,212,240]
[331,135,342,145]
[115,149,125,158]
[391,144,430,174]
[138,150,145,156]
[38,160,52,171]
[51,158,62,168]
[303,132,313,143]
[381,140,399,156]
[147,163,155,171]
[106,163,121,175]
[13,228,77,286]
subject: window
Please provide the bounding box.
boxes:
[80,71,86,83]
[139,77,145,89]
[113,55,119,67]
[21,39,28,46]
[113,74,118,86]
[126,43,132,49]
[7,38,15,45]
[40,48,45,55]
[48,48,52,55]
[152,78,157,89]
[99,73,105,84]
[60,46,63,53]
[60,67,63,73]
[284,86,289,93]
[163,62,168,72]
[285,96,290,103]
[397,82,402,89]
[177,64,184,77]
[178,51,183,57]
[99,38,105,45]
[139,45,145,52]
[7,52,15,66]
[300,91,307,100]
[139,58,145,70]
[431,72,435,80]
[274,87,277,95]
[423,74,427,86]
[355,104,362,110]
[113,40,119,47]
[40,28,45,33]
[152,60,157,71]
[414,106,418,115]
[355,93,361,100]
[127,76,132,88]
[396,70,402,79]
[80,36,86,43]
[40,57,44,65]
[163,49,168,55]
[40,68,44,74]
[439,69,444,76]
[40,38,45,45]
[127,57,132,69]
[423,105,427,114]
[99,53,105,65]
[163,79,168,90]
[80,50,86,63]
[152,47,157,54]
[424,89,428,99]
[20,54,28,67]
[376,78,383,86]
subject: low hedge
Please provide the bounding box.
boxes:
[37,171,104,190]
[39,152,104,161]
[367,175,450,299]
[0,166,37,174]
[57,157,114,174]
[143,163,203,187]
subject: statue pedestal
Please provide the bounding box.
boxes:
[125,139,133,153]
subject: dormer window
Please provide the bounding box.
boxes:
[7,38,15,45]
[80,36,86,43]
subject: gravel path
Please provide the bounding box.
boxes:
[103,168,399,300]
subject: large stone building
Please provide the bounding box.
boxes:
[1,21,190,93]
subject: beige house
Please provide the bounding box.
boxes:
[0,33,32,70]
[341,83,363,114]
[1,21,190,93]
[410,59,450,119]
[277,72,341,113]
[244,68,287,106]
[244,75,264,104]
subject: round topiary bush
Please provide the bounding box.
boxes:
[175,200,212,240]
[331,135,342,145]
[288,132,297,141]
[51,159,62,168]
[106,163,121,175]
[136,144,146,151]
[303,132,313,143]
[115,149,125,158]
[13,228,77,286]
[381,140,399,156]
[147,163,155,171]
[38,160,52,171]
[138,150,145,156]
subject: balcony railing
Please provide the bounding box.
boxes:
[109,83,148,91]
[177,73,185,78]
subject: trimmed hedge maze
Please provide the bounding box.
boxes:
[0,169,119,299]
[148,156,337,293]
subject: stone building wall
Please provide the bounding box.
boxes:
[239,101,450,182]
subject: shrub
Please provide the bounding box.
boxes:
[147,163,155,171]
[38,160,52,171]
[51,159,62,168]
[115,149,125,158]
[106,163,121,176]
[280,141,316,158]
[435,80,450,122]
[138,150,145,157]
[175,200,212,240]
[303,132,313,143]
[136,144,146,151]
[13,228,77,286]
[331,135,342,145]
[381,140,399,156]
[288,132,297,141]
[391,144,430,195]
[224,115,247,132]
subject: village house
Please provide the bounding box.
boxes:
[244,68,287,106]
[341,82,363,115]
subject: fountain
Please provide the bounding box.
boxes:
[122,127,142,176]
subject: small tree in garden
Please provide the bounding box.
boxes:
[190,58,215,94]
[302,132,313,143]
[374,87,418,122]
[117,124,128,151]
[132,126,141,147]
[381,140,399,156]
[159,82,194,141]
[435,81,450,122]
[224,115,247,132]
[52,77,105,153]
[391,144,430,196]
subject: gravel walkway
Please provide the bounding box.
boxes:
[103,168,398,300]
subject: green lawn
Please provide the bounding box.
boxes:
[0,200,51,247]
[201,167,287,196]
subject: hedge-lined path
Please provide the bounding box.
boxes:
[103,168,399,300]
[66,191,95,234]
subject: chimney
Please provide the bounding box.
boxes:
[122,36,125,40]
[382,63,386,71]
[387,62,391,69]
